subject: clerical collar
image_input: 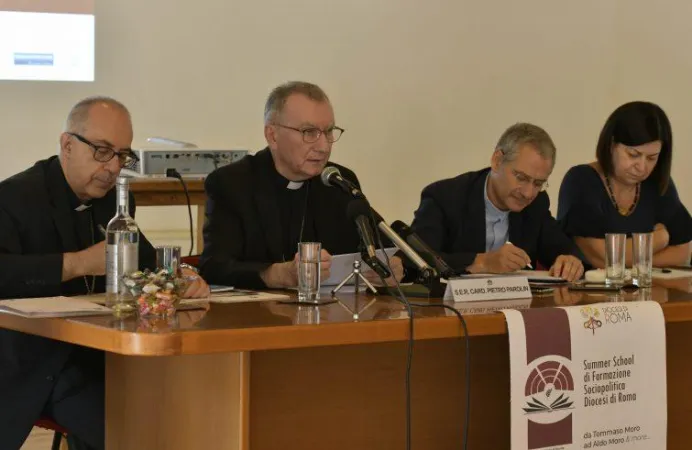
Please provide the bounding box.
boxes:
[57,163,93,212]
[269,159,307,190]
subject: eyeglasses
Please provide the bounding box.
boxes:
[273,124,345,143]
[510,169,549,191]
[67,132,139,169]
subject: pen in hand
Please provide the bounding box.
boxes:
[506,240,533,269]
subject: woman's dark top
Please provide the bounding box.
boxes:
[557,164,692,246]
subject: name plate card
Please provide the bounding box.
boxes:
[443,275,531,302]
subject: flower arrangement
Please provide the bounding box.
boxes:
[122,268,190,316]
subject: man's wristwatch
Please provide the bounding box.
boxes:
[179,263,199,274]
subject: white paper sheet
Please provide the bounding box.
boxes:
[652,268,692,280]
[322,248,399,286]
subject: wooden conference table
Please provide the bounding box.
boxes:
[1,277,691,450]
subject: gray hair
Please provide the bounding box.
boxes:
[65,96,131,133]
[264,81,330,125]
[495,123,556,166]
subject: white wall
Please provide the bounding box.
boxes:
[1,0,690,251]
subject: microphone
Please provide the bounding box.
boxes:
[346,199,391,279]
[321,166,442,282]
[321,166,364,199]
[368,210,438,281]
[391,220,457,279]
[320,166,440,282]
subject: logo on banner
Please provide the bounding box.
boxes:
[523,357,575,418]
[520,308,574,449]
[581,306,603,335]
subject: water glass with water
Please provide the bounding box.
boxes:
[155,245,182,274]
[605,233,626,285]
[632,232,653,288]
[294,305,321,324]
[298,242,321,303]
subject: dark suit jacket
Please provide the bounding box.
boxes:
[0,156,156,448]
[411,167,582,273]
[199,148,362,289]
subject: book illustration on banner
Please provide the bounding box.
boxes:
[523,360,575,415]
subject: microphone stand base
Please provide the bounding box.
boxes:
[279,297,338,306]
[384,278,447,298]
[425,278,447,298]
[331,260,379,296]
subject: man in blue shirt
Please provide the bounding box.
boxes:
[410,123,584,281]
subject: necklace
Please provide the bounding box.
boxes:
[605,176,640,217]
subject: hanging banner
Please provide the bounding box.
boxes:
[502,301,666,449]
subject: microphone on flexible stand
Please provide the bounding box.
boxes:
[368,210,438,282]
[390,220,457,279]
[321,166,365,199]
[346,199,391,280]
[320,166,441,283]
[165,168,194,257]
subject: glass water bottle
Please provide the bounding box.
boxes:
[105,177,139,313]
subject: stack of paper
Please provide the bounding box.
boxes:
[0,296,113,318]
[207,290,289,304]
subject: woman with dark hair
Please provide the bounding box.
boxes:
[557,101,691,268]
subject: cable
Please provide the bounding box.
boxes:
[368,209,470,450]
[413,302,470,450]
[165,169,195,257]
[368,209,414,450]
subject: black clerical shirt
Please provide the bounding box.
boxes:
[268,164,318,262]
[199,147,364,289]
